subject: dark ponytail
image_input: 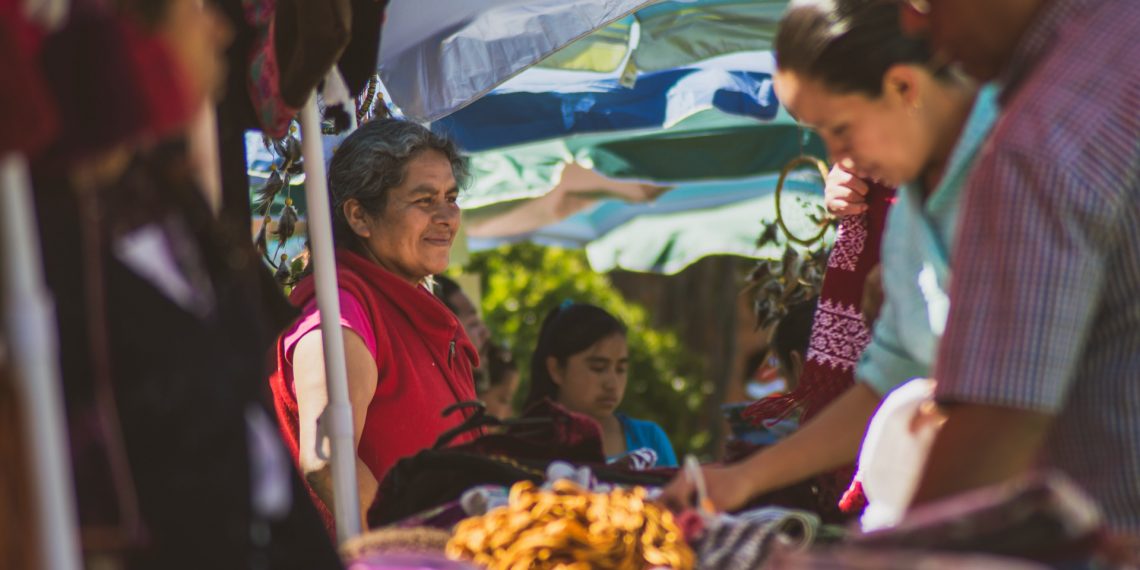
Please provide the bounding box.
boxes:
[525,303,627,407]
[775,0,937,96]
[772,297,818,380]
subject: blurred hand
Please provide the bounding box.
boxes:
[659,463,755,514]
[824,159,870,217]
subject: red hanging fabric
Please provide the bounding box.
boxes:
[0,2,57,156]
[744,182,894,424]
[743,182,895,512]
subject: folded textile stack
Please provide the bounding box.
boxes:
[696,507,821,569]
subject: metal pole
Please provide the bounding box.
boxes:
[298,94,363,542]
[1,153,82,570]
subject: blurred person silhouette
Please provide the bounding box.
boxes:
[30,1,341,566]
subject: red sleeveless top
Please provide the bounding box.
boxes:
[269,249,480,532]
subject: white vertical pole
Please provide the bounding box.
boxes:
[298,93,363,542]
[1,153,82,570]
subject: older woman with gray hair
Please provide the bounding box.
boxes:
[269,119,482,532]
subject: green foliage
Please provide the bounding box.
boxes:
[462,243,710,455]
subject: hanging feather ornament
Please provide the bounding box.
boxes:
[256,123,312,292]
[357,75,378,124]
[273,253,291,285]
[271,124,293,159]
[745,237,831,330]
[254,166,284,216]
[356,75,392,125]
[274,196,299,255]
[255,216,271,263]
[756,219,781,249]
[283,126,304,176]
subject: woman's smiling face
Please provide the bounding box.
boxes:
[350,149,461,284]
[774,66,936,187]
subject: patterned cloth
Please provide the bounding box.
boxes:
[744,183,895,424]
[696,507,821,569]
[933,0,1140,535]
[743,183,893,510]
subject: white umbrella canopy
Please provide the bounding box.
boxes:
[584,185,831,274]
[378,0,658,122]
[467,172,833,274]
[537,0,789,74]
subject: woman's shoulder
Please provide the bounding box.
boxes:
[282,287,382,363]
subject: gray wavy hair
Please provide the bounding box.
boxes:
[327,118,469,247]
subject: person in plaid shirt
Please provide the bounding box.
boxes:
[902,0,1140,539]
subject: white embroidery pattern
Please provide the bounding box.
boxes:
[806,300,871,371]
[827,215,868,272]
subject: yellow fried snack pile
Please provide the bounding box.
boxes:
[447,480,694,570]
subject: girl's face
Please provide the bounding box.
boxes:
[773,65,935,188]
[549,333,629,421]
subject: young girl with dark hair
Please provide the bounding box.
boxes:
[526,303,678,468]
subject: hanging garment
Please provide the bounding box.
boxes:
[0,3,57,156]
[743,182,894,422]
[242,0,352,136]
[273,0,351,107]
[243,0,298,137]
[337,0,389,96]
[33,143,341,569]
[38,5,195,163]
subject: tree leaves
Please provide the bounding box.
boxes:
[463,244,709,455]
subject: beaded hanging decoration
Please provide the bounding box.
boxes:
[254,74,393,291]
[253,123,306,289]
